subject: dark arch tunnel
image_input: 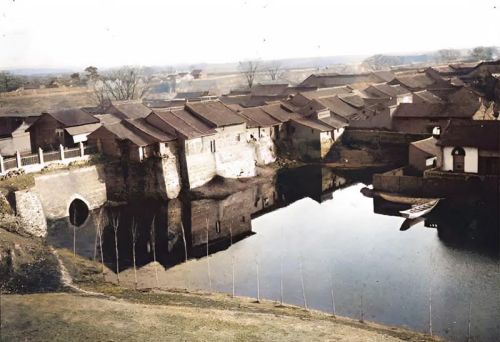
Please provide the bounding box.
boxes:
[69,198,89,226]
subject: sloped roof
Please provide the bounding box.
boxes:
[291,117,334,132]
[124,118,176,142]
[338,94,365,108]
[316,96,360,119]
[413,90,444,104]
[260,103,298,123]
[65,123,101,136]
[393,102,479,119]
[94,122,152,147]
[367,83,410,97]
[236,107,281,128]
[300,86,353,100]
[410,137,440,156]
[251,83,289,96]
[152,108,216,139]
[36,109,99,128]
[108,101,152,120]
[186,101,245,127]
[372,70,396,82]
[437,120,500,150]
[391,74,436,90]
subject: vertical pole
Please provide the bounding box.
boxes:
[59,144,65,160]
[38,147,44,165]
[256,259,260,303]
[15,151,22,168]
[206,218,212,291]
[299,255,308,310]
[79,141,84,157]
[0,154,4,174]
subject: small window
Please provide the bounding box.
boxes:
[215,221,221,233]
[210,140,216,153]
[241,216,246,223]
[236,134,241,142]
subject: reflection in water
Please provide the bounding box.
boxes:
[47,165,500,342]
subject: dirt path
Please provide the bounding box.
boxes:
[1,290,439,342]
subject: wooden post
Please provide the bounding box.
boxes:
[0,154,5,174]
[38,147,44,165]
[15,151,22,168]
[59,144,65,160]
[79,142,84,157]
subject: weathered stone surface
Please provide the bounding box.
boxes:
[32,165,107,220]
[14,190,47,237]
[158,147,181,199]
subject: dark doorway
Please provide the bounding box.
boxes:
[452,147,465,172]
[69,198,89,226]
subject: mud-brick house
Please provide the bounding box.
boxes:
[231,106,282,165]
[437,120,500,174]
[0,113,38,156]
[391,101,480,134]
[409,137,442,172]
[26,109,100,152]
[145,101,256,189]
[364,83,413,106]
[287,100,348,160]
[87,117,176,162]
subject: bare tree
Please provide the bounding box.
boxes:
[206,218,212,291]
[91,66,152,104]
[111,213,120,284]
[93,208,107,277]
[131,217,138,290]
[239,60,260,88]
[265,61,283,81]
[150,216,159,288]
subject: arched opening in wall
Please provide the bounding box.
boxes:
[69,199,89,226]
[452,146,466,172]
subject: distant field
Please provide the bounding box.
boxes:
[0,87,96,115]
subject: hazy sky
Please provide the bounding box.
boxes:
[1,0,499,69]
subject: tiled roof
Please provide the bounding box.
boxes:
[437,120,500,150]
[393,102,479,119]
[260,103,298,122]
[235,107,281,128]
[95,122,153,146]
[124,118,176,142]
[108,101,152,119]
[40,109,99,127]
[152,108,216,139]
[186,101,245,127]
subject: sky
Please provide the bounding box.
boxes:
[0,0,499,69]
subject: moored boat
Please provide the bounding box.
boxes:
[399,199,440,219]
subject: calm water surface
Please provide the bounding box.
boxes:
[48,166,500,342]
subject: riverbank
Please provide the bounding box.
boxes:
[2,288,440,342]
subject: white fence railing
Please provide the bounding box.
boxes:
[0,142,96,176]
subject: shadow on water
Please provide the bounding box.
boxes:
[48,165,353,272]
[46,165,500,342]
[374,197,500,259]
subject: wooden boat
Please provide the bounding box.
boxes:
[399,199,440,219]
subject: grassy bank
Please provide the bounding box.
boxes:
[1,247,441,342]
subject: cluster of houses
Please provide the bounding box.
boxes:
[1,60,499,195]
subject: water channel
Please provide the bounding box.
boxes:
[48,165,500,342]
